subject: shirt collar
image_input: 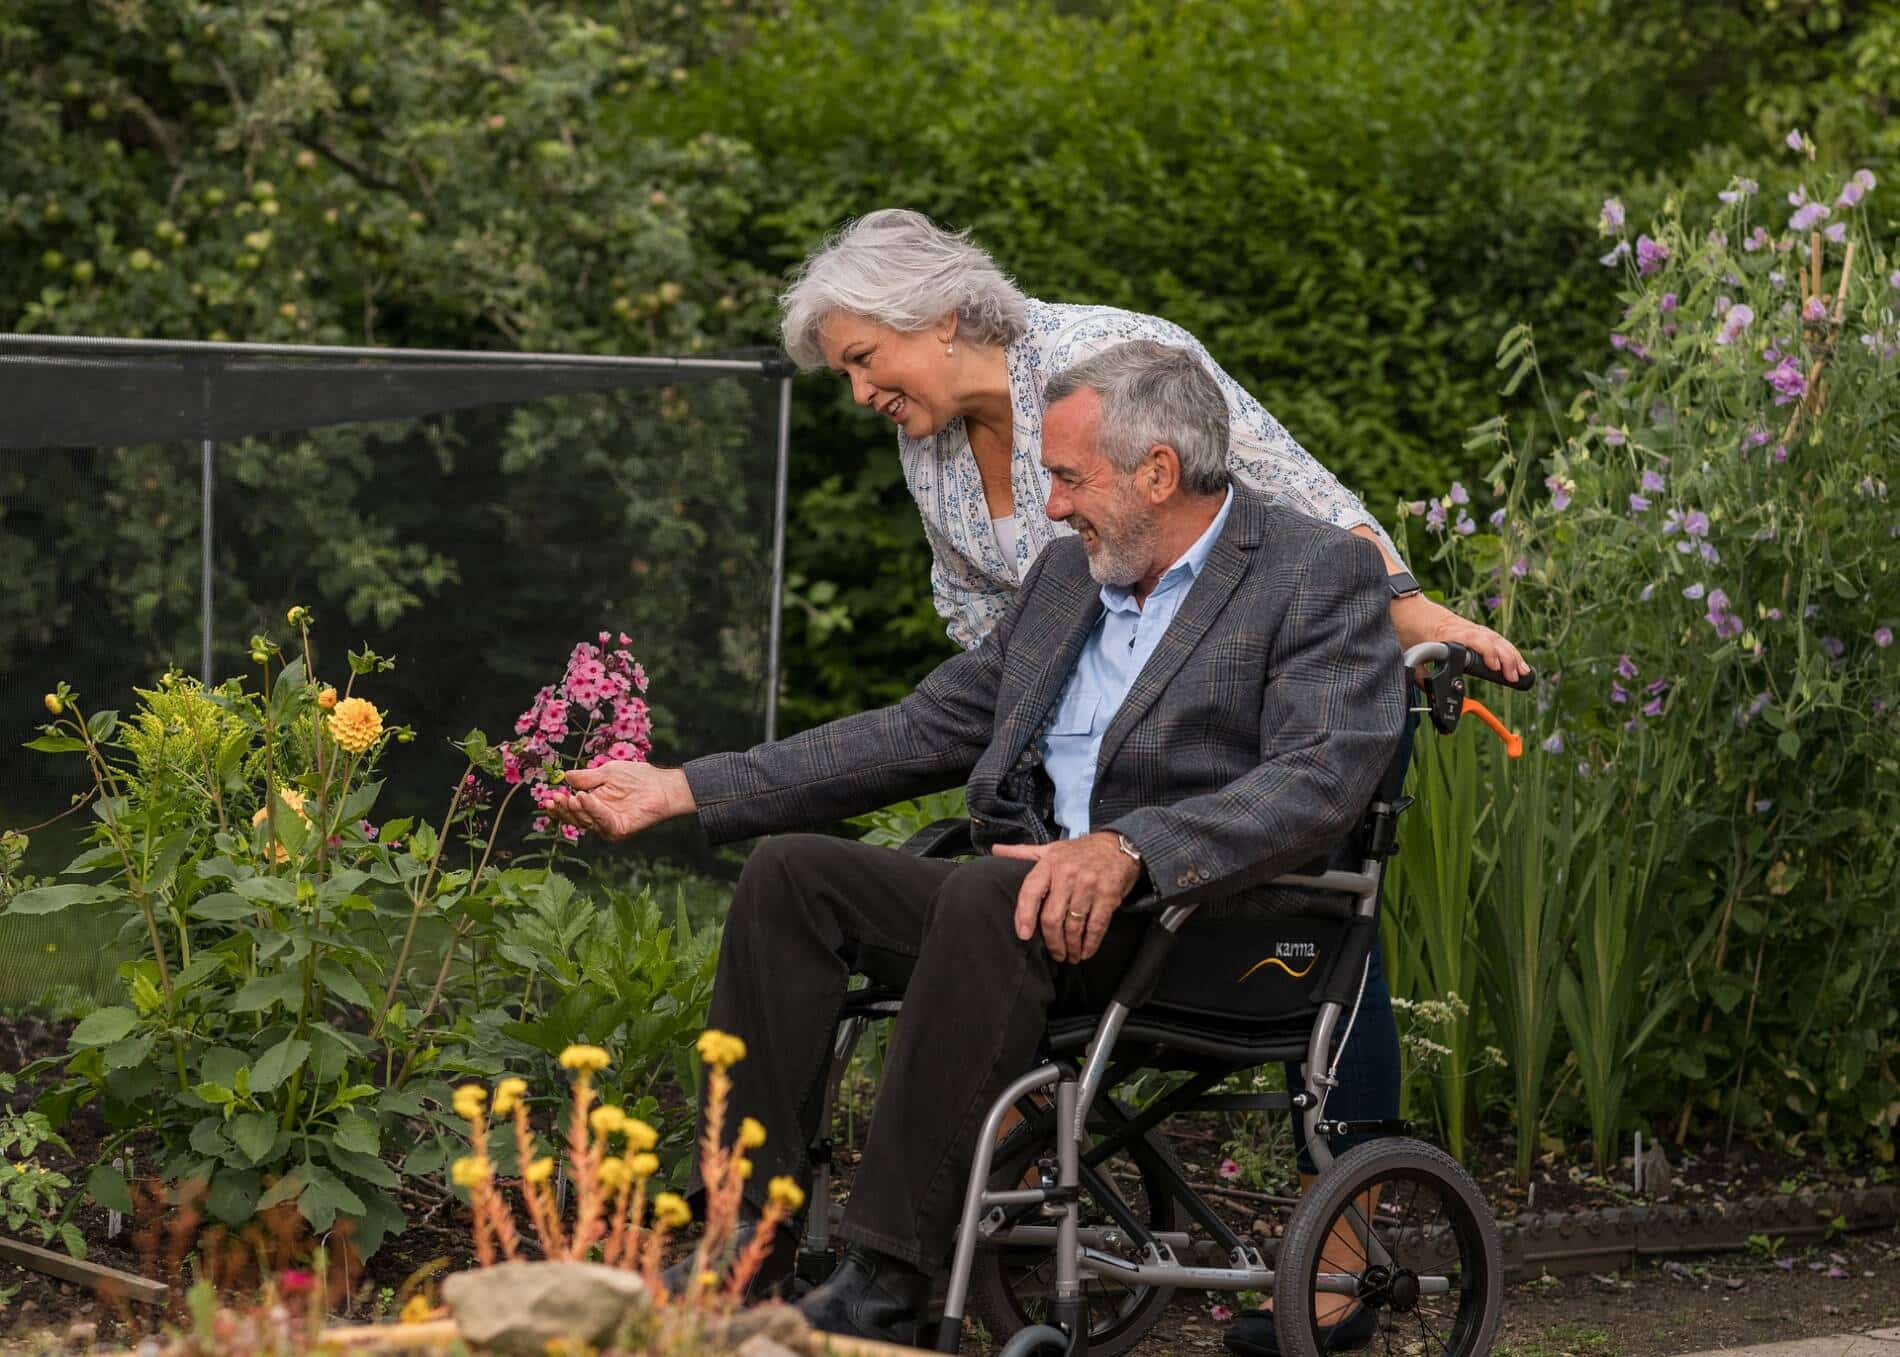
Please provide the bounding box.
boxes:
[1100,487,1236,613]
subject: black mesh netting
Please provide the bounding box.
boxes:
[0,338,789,1011]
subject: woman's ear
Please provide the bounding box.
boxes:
[934,312,960,347]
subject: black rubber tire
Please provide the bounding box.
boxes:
[966,1100,1186,1357]
[1273,1138,1502,1357]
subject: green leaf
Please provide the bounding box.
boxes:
[87,1163,134,1215]
[331,1112,381,1156]
[230,974,303,1013]
[316,959,373,1010]
[193,1082,236,1106]
[249,1036,310,1094]
[1776,730,1801,759]
[70,1007,139,1047]
[257,1171,304,1211]
[191,892,258,921]
[58,1223,87,1260]
[190,1116,232,1158]
[297,1164,365,1232]
[377,817,413,846]
[87,708,119,741]
[269,658,307,723]
[234,876,297,906]
[200,1047,248,1089]
[228,1112,278,1165]
[6,883,109,915]
[23,735,87,753]
[337,780,384,825]
[103,1032,157,1069]
[323,1145,401,1190]
[206,1170,262,1225]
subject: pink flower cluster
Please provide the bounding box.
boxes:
[506,632,653,840]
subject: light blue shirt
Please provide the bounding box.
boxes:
[1039,489,1236,838]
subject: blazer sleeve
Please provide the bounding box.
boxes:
[684,553,1048,842]
[1104,531,1404,903]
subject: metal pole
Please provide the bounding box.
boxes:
[764,373,793,743]
[201,437,214,681]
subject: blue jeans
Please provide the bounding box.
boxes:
[1283,934,1399,1174]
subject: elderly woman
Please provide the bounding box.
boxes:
[780,210,1515,1357]
[781,208,1527,678]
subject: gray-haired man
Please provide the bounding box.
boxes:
[548,339,1405,1343]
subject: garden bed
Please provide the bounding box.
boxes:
[7,1014,1898,1355]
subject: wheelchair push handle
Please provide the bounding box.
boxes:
[1403,640,1536,745]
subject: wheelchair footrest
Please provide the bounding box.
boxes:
[1315,1118,1416,1138]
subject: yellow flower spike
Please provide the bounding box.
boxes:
[452,1084,488,1121]
[589,1105,628,1138]
[629,1153,660,1180]
[328,696,383,754]
[492,1077,528,1115]
[42,693,62,716]
[695,1029,747,1068]
[525,1157,555,1185]
[624,1118,658,1152]
[652,1192,690,1229]
[736,1159,753,1180]
[558,1044,611,1074]
[316,685,338,711]
[737,1117,766,1150]
[450,1156,492,1189]
[767,1176,806,1213]
[695,1271,718,1291]
[598,1158,630,1193]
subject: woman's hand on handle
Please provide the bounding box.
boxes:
[1407,602,1530,685]
[544,762,695,842]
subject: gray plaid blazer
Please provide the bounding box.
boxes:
[685,489,1406,915]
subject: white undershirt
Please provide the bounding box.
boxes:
[991,514,1021,580]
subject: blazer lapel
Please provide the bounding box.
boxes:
[997,567,1104,770]
[1093,498,1263,778]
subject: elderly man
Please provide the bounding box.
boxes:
[549,339,1405,1344]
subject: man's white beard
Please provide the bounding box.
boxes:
[1083,482,1158,588]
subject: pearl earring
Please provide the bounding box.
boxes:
[945,343,955,356]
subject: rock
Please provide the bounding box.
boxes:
[736,1335,806,1357]
[697,1302,812,1355]
[1638,1141,1673,1200]
[66,1320,98,1347]
[443,1261,649,1357]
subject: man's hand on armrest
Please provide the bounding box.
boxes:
[545,762,696,842]
[995,833,1143,964]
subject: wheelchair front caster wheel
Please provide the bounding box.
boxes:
[1274,1138,1502,1357]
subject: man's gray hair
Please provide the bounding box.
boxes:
[1044,341,1232,496]
[779,209,1030,369]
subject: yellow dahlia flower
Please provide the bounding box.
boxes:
[316,685,338,711]
[43,693,62,715]
[327,696,383,754]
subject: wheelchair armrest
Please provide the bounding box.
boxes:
[900,816,975,859]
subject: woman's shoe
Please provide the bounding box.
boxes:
[1222,1301,1378,1357]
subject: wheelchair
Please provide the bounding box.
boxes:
[794,642,1530,1357]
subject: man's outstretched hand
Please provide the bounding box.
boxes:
[543,762,695,842]
[994,833,1141,964]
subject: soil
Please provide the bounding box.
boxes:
[5,1015,1899,1356]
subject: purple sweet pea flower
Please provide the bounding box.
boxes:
[1785,128,1806,152]
[1824,222,1848,244]
[1636,234,1669,276]
[1628,492,1650,513]
[1642,696,1666,717]
[1717,303,1754,345]
[1746,427,1770,447]
[1454,511,1476,536]
[1804,603,1821,619]
[1645,678,1669,696]
[1640,469,1666,493]
[1639,583,1656,602]
[1891,269,1900,292]
[1510,556,1529,578]
[1617,654,1639,679]
[1600,240,1631,267]
[1485,593,1503,611]
[1790,201,1830,232]
[1719,178,1758,204]
[1837,177,1865,209]
[1683,509,1710,537]
[1855,169,1876,191]
[1448,481,1469,505]
[1489,507,1506,527]
[1820,635,1845,660]
[1773,443,1789,464]
[1545,475,1573,511]
[1877,627,1894,648]
[1610,680,1630,704]
[1744,227,1770,252]
[1700,541,1722,564]
[1683,582,1706,600]
[1754,799,1773,814]
[1765,356,1808,405]
[1425,500,1446,531]
[1541,731,1564,754]
[1600,197,1625,232]
[1659,292,1678,312]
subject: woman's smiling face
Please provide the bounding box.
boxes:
[818,311,959,438]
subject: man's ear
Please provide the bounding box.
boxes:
[1145,445,1183,502]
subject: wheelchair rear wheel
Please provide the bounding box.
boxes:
[1274,1138,1501,1357]
[967,1100,1186,1357]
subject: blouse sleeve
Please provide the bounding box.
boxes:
[1041,309,1406,570]
[924,515,1011,652]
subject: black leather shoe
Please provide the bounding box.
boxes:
[796,1244,934,1345]
[660,1218,801,1300]
[1223,1303,1377,1356]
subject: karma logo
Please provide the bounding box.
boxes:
[1238,940,1318,982]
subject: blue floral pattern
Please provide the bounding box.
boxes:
[899,298,1405,649]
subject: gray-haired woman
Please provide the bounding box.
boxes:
[781,207,1527,678]
[782,209,1506,1357]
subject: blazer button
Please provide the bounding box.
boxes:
[1176,872,1194,890]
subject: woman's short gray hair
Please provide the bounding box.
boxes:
[1043,341,1232,496]
[779,209,1030,369]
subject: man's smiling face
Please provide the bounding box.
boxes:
[1041,388,1156,587]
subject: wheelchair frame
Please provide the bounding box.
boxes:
[796,642,1524,1357]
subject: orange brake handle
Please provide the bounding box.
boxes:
[1461,698,1523,758]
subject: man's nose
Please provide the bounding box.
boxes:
[1044,487,1066,522]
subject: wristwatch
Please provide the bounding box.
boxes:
[1113,833,1143,867]
[1386,569,1423,600]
